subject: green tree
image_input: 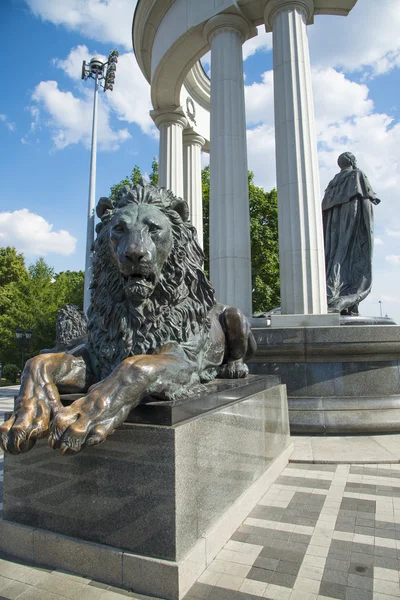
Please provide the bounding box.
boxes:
[0,247,30,366]
[202,168,280,313]
[149,157,159,185]
[0,249,84,365]
[109,165,142,202]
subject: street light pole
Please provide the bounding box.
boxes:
[379,300,383,318]
[15,327,32,372]
[84,71,99,315]
[82,50,118,314]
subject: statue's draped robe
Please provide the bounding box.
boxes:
[322,167,380,314]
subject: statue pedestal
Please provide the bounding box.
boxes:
[249,326,400,434]
[0,376,292,600]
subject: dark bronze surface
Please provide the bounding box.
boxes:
[0,183,256,455]
[322,152,381,316]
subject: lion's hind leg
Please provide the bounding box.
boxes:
[217,307,256,379]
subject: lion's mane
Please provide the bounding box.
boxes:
[86,183,216,380]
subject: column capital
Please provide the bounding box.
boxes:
[264,0,314,32]
[150,106,188,130]
[203,13,251,44]
[183,129,206,149]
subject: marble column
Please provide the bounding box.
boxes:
[183,130,205,247]
[265,0,328,316]
[152,108,188,198]
[203,14,252,316]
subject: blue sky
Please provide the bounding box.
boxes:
[1,0,400,321]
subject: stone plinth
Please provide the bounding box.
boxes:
[249,325,400,434]
[1,376,292,599]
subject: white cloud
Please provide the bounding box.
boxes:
[375,237,384,246]
[53,44,89,80]
[30,80,131,151]
[54,46,155,137]
[382,295,400,304]
[386,229,400,237]
[26,0,136,50]
[0,209,76,256]
[0,114,16,132]
[385,255,400,266]
[243,27,272,61]
[309,0,400,77]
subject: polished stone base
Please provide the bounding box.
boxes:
[270,313,340,327]
[249,325,400,435]
[1,378,292,599]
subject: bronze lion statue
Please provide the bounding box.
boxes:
[0,183,256,455]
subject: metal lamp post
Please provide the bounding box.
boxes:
[15,327,32,371]
[81,49,119,314]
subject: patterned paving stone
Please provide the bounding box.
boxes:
[4,459,400,599]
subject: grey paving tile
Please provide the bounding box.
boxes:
[231,532,249,543]
[335,522,355,533]
[322,569,348,586]
[325,558,350,572]
[259,547,283,560]
[275,560,300,576]
[374,545,398,558]
[187,583,214,599]
[349,552,375,566]
[351,542,374,555]
[375,520,396,529]
[345,587,372,600]
[269,571,296,588]
[286,542,308,554]
[280,550,304,563]
[290,533,311,544]
[373,555,399,569]
[289,463,337,471]
[354,526,375,536]
[374,527,397,538]
[319,581,347,599]
[247,567,274,583]
[347,573,373,590]
[252,557,278,571]
[348,563,373,578]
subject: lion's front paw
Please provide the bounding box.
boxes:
[218,359,249,379]
[0,398,50,454]
[48,396,129,455]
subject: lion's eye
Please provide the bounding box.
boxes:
[148,223,161,233]
[113,224,124,232]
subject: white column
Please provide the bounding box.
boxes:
[265,0,328,316]
[151,108,187,197]
[204,14,252,316]
[183,131,205,247]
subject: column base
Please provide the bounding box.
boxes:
[270,314,340,328]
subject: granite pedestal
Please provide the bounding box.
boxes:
[249,325,400,434]
[0,375,292,599]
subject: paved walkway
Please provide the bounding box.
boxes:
[2,454,400,599]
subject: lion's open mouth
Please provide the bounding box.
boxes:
[122,272,156,296]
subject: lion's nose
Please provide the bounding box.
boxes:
[124,245,146,263]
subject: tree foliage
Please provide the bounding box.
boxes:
[109,158,159,202]
[202,169,280,313]
[0,247,84,366]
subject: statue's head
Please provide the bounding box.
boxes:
[95,183,192,300]
[337,152,357,170]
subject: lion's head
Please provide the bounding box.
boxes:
[87,182,216,379]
